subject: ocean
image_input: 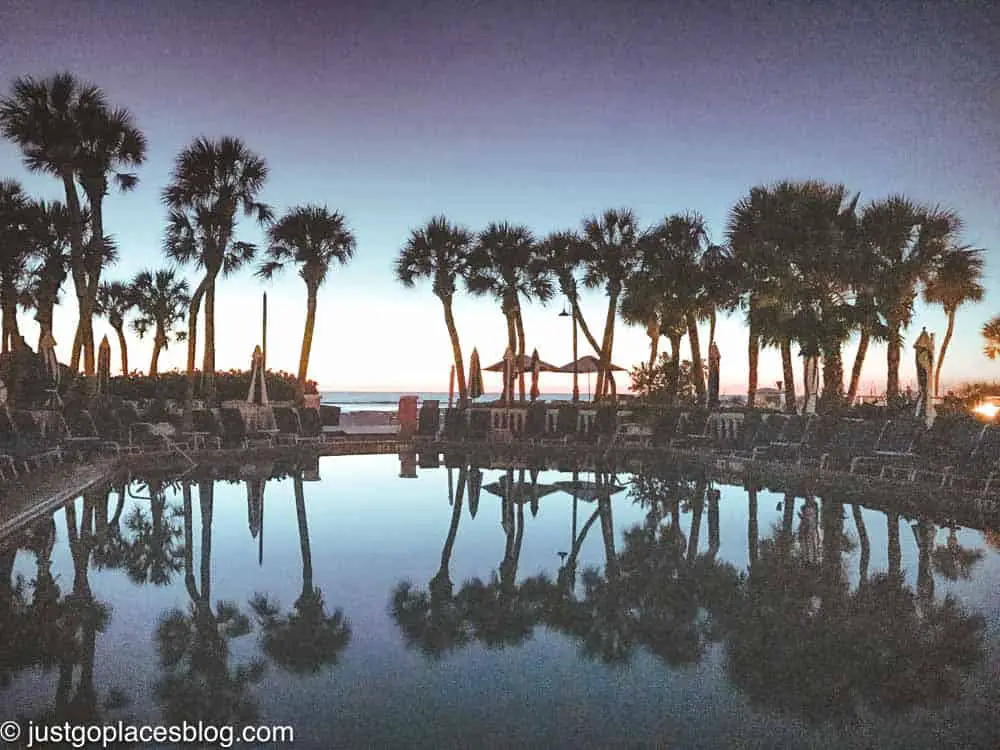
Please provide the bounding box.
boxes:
[319,391,580,412]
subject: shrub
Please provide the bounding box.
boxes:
[105,369,319,402]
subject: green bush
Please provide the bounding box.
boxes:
[106,369,318,402]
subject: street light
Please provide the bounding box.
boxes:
[559,302,579,402]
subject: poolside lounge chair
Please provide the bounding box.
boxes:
[219,407,274,449]
[442,408,468,440]
[273,406,321,445]
[743,414,789,458]
[178,409,224,449]
[298,407,344,441]
[58,409,122,457]
[946,424,1000,493]
[878,414,984,485]
[671,409,713,448]
[753,414,810,461]
[850,417,926,474]
[6,409,64,472]
[468,410,490,441]
[418,400,441,438]
[820,418,882,471]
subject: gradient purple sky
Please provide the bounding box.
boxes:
[2,0,998,393]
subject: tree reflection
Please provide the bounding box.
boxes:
[155,480,263,726]
[726,497,986,721]
[932,525,984,582]
[117,478,185,586]
[392,466,470,658]
[252,471,351,673]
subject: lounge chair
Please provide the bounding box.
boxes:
[742,414,789,458]
[650,410,682,447]
[850,417,926,474]
[58,409,122,457]
[6,409,63,472]
[946,424,1000,493]
[298,407,343,441]
[879,414,984,485]
[273,406,321,445]
[179,409,224,449]
[442,408,468,440]
[219,407,274,449]
[753,414,810,461]
[671,409,713,448]
[820,418,882,471]
[418,400,441,438]
[468,410,490,441]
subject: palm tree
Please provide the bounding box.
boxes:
[0,179,33,353]
[73,105,146,371]
[395,216,474,404]
[922,247,985,396]
[0,73,145,375]
[163,137,271,409]
[95,281,136,375]
[700,242,739,352]
[467,222,553,400]
[257,205,356,405]
[24,200,72,349]
[983,315,1000,360]
[577,209,643,400]
[860,197,956,400]
[131,269,190,376]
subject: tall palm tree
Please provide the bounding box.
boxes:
[95,281,136,375]
[922,247,985,396]
[0,179,33,353]
[0,73,145,375]
[467,222,553,400]
[24,200,72,349]
[700,242,739,352]
[539,230,604,362]
[577,209,642,400]
[395,216,474,404]
[983,315,1000,360]
[131,269,190,376]
[73,105,146,370]
[257,205,356,405]
[860,197,956,400]
[163,137,271,409]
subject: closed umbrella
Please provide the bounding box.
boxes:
[247,345,269,406]
[97,336,112,397]
[39,333,61,407]
[468,466,483,519]
[469,349,484,400]
[530,349,541,402]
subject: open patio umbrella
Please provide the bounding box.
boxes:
[469,349,484,400]
[558,355,626,400]
[97,335,112,397]
[483,476,560,504]
[530,349,541,401]
[553,478,626,502]
[484,352,561,373]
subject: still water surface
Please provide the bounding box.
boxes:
[2,454,998,749]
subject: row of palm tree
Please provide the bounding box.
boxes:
[1,72,356,410]
[2,72,992,410]
[398,186,989,409]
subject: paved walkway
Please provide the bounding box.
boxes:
[0,458,118,541]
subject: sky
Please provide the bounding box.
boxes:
[1,0,998,394]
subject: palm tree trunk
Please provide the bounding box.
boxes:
[887,510,901,579]
[440,295,468,403]
[686,312,706,404]
[780,338,796,413]
[646,317,661,371]
[436,471,465,585]
[886,319,902,400]
[852,504,869,585]
[198,480,214,605]
[113,323,129,376]
[598,495,618,581]
[515,303,527,401]
[183,276,208,429]
[933,307,956,397]
[820,343,844,410]
[846,329,870,405]
[81,189,107,375]
[707,489,720,562]
[747,310,759,409]
[0,279,16,353]
[595,294,618,402]
[150,330,165,376]
[708,309,717,350]
[571,296,603,355]
[668,331,682,404]
[296,283,319,407]
[61,172,88,374]
[686,482,705,566]
[35,298,55,350]
[202,275,218,406]
[182,481,199,602]
[747,486,759,568]
[293,474,313,596]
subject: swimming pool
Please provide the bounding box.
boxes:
[2,454,998,748]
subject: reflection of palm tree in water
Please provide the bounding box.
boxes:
[932,525,984,582]
[392,466,471,657]
[155,480,263,726]
[252,471,351,674]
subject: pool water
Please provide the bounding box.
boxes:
[1,454,998,749]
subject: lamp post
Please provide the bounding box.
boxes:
[559,302,579,402]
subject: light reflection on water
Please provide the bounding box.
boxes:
[2,454,999,749]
